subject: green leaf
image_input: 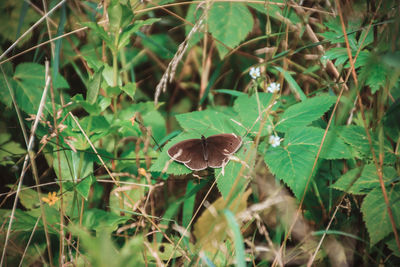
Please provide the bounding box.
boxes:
[359,53,389,94]
[53,150,93,182]
[208,2,254,58]
[274,66,307,101]
[76,174,95,200]
[361,184,400,246]
[215,140,253,198]
[234,93,275,136]
[319,128,353,160]
[81,208,131,232]
[387,236,400,257]
[82,22,113,49]
[13,63,69,114]
[182,181,196,231]
[223,210,246,267]
[338,125,396,163]
[108,0,123,33]
[214,89,246,97]
[142,110,166,142]
[121,82,136,99]
[175,110,244,135]
[185,3,205,47]
[18,187,40,210]
[264,126,350,198]
[332,164,398,195]
[275,95,337,132]
[118,18,160,50]
[70,224,144,266]
[248,1,301,25]
[86,66,104,104]
[383,99,400,141]
[139,33,176,59]
[73,94,111,115]
[0,133,26,166]
[0,70,14,108]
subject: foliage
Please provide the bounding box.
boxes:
[0,0,399,266]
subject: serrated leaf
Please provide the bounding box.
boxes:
[359,53,389,94]
[13,63,69,114]
[332,164,398,195]
[208,2,254,58]
[275,95,337,132]
[264,126,350,198]
[338,125,396,163]
[361,184,400,246]
[234,93,275,136]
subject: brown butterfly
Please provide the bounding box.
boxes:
[167,133,242,171]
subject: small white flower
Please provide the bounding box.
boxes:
[267,82,280,93]
[269,135,281,147]
[249,67,261,79]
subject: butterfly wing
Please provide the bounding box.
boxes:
[205,134,242,168]
[167,139,208,170]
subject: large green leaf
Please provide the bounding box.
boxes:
[361,184,400,246]
[264,126,351,198]
[275,95,336,132]
[234,93,275,137]
[53,150,93,184]
[176,110,244,134]
[12,63,69,114]
[338,125,396,163]
[332,164,398,195]
[208,2,254,58]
